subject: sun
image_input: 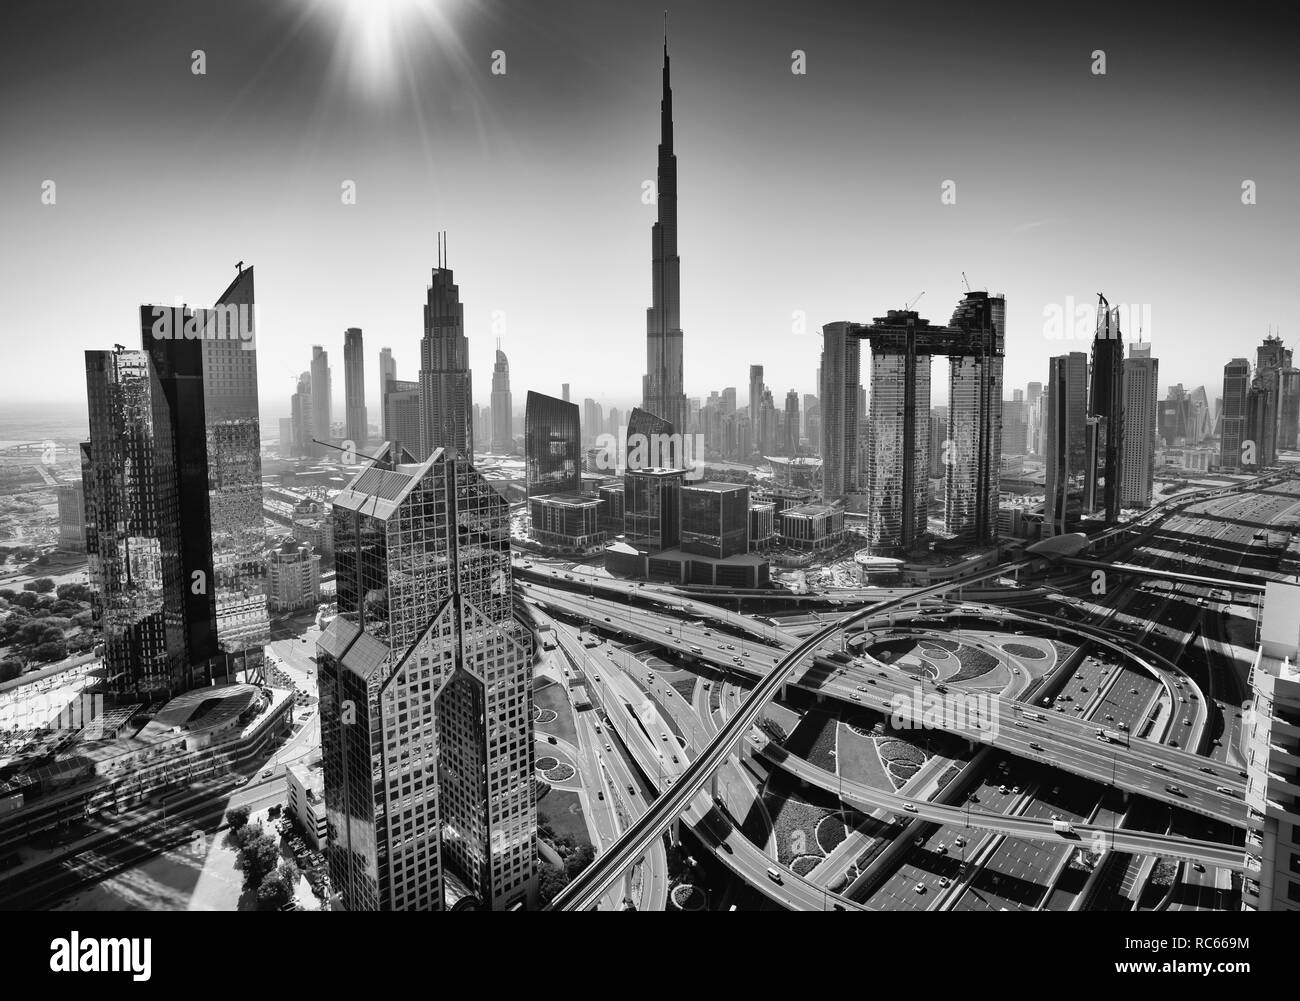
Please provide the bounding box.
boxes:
[306,0,467,100]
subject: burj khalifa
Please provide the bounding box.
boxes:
[642,28,687,436]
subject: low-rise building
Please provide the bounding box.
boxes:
[286,756,328,850]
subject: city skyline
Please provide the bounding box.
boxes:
[2,0,1297,417]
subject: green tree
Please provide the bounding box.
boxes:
[564,843,596,879]
[537,863,570,905]
[26,577,56,594]
[226,805,252,830]
[256,875,293,910]
[0,658,22,683]
[31,641,67,662]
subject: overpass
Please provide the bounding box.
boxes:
[757,742,1246,871]
[526,580,1247,821]
[1060,558,1267,594]
[548,559,1042,910]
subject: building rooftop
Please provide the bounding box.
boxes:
[682,480,748,494]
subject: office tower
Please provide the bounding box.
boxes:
[382,379,422,461]
[525,391,581,496]
[1045,352,1090,536]
[642,33,688,436]
[318,446,536,911]
[1002,391,1028,455]
[1121,343,1158,508]
[1026,381,1043,454]
[944,291,1004,545]
[748,365,764,428]
[562,383,570,402]
[292,371,313,458]
[722,410,751,462]
[1160,384,1192,447]
[720,387,737,414]
[1221,358,1251,469]
[864,311,932,553]
[1086,299,1124,522]
[83,349,189,697]
[819,322,861,501]
[627,405,676,470]
[490,346,513,454]
[278,417,294,456]
[758,389,777,455]
[342,327,368,450]
[624,467,685,552]
[378,347,396,436]
[1188,385,1213,442]
[607,407,622,438]
[1255,334,1290,462]
[419,234,474,460]
[1280,370,1300,451]
[1243,581,1300,912]
[311,345,332,457]
[784,390,800,455]
[680,482,749,558]
[144,266,268,680]
[1247,378,1276,470]
[583,399,603,446]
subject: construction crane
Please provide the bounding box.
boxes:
[961,272,972,293]
[904,291,925,311]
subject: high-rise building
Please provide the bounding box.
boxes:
[83,348,189,697]
[525,391,581,496]
[1086,299,1124,522]
[642,34,687,434]
[1045,352,1090,536]
[1002,392,1027,456]
[624,467,684,552]
[944,292,1004,544]
[56,482,85,552]
[819,322,860,502]
[378,347,396,437]
[562,383,570,403]
[343,327,368,450]
[1121,343,1158,508]
[419,234,474,460]
[680,481,749,559]
[627,406,676,470]
[143,266,268,680]
[928,408,948,479]
[583,399,603,447]
[490,347,513,454]
[291,371,312,458]
[382,379,422,461]
[318,446,535,911]
[1247,378,1276,470]
[748,365,764,430]
[1026,381,1043,454]
[1221,358,1251,469]
[784,390,800,456]
[268,540,321,612]
[1243,581,1300,912]
[311,345,332,457]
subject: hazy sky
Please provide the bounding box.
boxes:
[1,0,1296,424]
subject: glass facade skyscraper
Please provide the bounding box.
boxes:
[317,446,535,911]
[419,240,473,461]
[525,391,581,496]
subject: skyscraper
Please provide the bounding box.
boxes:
[291,371,312,458]
[1221,358,1251,469]
[490,347,513,454]
[382,379,421,461]
[784,390,800,455]
[143,266,268,679]
[748,365,764,429]
[318,446,535,911]
[944,291,1004,545]
[1086,299,1124,522]
[311,345,332,457]
[419,234,474,460]
[343,327,368,450]
[1121,343,1158,508]
[525,391,581,496]
[83,348,188,698]
[642,32,687,435]
[378,347,396,438]
[819,322,860,502]
[1045,352,1089,536]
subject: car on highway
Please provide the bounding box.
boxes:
[766,867,783,884]
[1029,742,1043,751]
[1165,784,1184,796]
[597,791,604,800]
[1215,785,1235,796]
[1199,766,1215,774]
[849,693,861,702]
[627,784,636,796]
[903,803,919,813]
[605,744,612,752]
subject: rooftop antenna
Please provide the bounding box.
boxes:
[236,260,244,273]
